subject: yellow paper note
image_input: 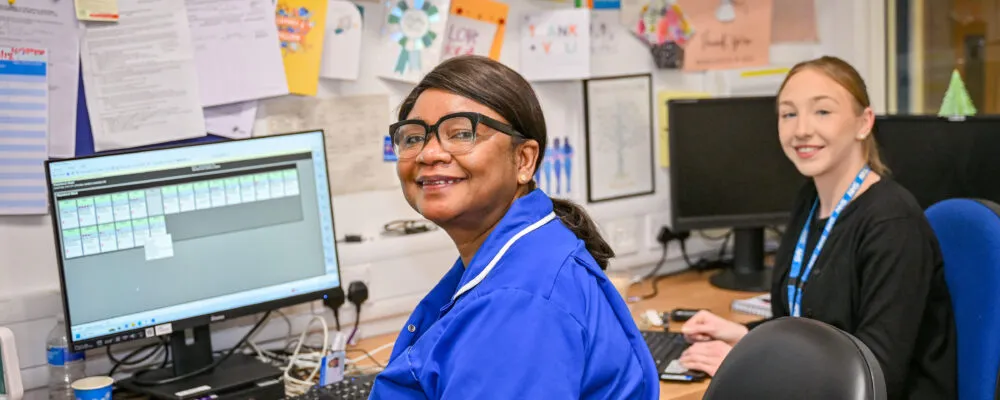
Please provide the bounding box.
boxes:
[74,0,119,21]
[658,91,711,168]
[449,0,509,60]
[276,0,328,96]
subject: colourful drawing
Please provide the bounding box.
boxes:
[275,0,328,95]
[385,0,449,80]
[519,9,590,81]
[277,5,318,52]
[634,0,694,47]
[537,136,574,196]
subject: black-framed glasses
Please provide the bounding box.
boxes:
[389,111,527,159]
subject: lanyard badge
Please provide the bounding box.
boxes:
[787,165,871,317]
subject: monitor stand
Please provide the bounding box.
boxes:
[708,227,772,293]
[119,326,283,400]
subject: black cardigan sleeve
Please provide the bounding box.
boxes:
[852,217,937,398]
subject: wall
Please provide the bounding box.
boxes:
[0,0,886,396]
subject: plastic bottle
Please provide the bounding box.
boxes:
[47,316,86,400]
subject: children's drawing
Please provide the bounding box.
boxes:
[584,74,654,202]
[382,0,451,83]
[519,9,591,81]
[537,136,575,196]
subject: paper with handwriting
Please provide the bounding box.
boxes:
[520,9,591,81]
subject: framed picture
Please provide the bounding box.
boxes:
[583,74,655,203]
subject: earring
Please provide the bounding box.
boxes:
[519,175,527,183]
[857,133,868,140]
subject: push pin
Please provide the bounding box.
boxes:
[7,0,13,6]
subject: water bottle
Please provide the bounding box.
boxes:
[47,316,86,400]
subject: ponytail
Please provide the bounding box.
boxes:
[550,198,615,270]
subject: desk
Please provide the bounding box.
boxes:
[351,270,765,400]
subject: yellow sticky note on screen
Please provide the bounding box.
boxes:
[658,91,711,168]
[276,0,329,96]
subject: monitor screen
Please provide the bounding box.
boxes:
[46,131,341,351]
[668,96,806,230]
[875,116,1000,209]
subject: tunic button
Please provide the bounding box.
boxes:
[407,324,416,333]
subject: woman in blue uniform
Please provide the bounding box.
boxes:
[368,55,659,399]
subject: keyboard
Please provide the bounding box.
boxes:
[286,374,376,400]
[641,330,708,383]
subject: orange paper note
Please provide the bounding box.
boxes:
[449,0,508,60]
[678,0,773,72]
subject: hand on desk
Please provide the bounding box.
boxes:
[680,310,748,346]
[679,340,732,377]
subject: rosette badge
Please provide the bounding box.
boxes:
[387,0,441,74]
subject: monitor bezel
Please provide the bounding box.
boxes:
[44,130,343,353]
[666,95,795,232]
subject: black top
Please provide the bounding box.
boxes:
[766,178,957,400]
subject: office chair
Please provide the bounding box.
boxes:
[926,198,1000,400]
[703,317,887,400]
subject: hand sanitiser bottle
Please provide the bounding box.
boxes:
[46,316,85,400]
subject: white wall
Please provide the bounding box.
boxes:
[0,0,886,396]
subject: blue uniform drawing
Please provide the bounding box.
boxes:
[563,137,574,193]
[543,142,554,193]
[369,190,660,399]
[553,138,563,195]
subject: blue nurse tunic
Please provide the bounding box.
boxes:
[368,189,659,399]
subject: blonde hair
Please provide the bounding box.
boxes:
[777,56,888,175]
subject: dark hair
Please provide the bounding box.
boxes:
[397,55,615,269]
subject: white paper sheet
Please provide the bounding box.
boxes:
[186,0,288,106]
[0,47,49,215]
[256,94,398,195]
[204,101,258,139]
[520,9,591,82]
[584,75,654,202]
[0,2,81,158]
[81,0,207,152]
[320,0,363,80]
[590,10,651,77]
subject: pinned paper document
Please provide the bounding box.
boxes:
[0,46,49,215]
[938,69,977,117]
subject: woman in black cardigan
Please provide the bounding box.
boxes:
[678,56,957,400]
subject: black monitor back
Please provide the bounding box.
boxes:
[874,116,1000,209]
[668,96,806,231]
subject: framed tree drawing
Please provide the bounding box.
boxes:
[583,74,655,203]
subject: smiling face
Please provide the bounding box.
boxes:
[777,67,874,179]
[396,89,539,228]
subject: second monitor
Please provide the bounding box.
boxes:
[668,96,805,292]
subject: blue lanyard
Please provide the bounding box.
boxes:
[787,165,871,317]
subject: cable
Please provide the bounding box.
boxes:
[283,315,330,396]
[130,311,272,387]
[347,303,361,345]
[346,342,393,365]
[107,339,166,376]
[628,243,670,302]
[697,229,732,241]
[345,348,385,369]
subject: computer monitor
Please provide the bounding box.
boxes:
[45,131,342,394]
[875,115,1000,209]
[668,96,806,292]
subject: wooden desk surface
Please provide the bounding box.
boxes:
[351,270,764,400]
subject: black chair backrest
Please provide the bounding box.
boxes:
[703,317,887,400]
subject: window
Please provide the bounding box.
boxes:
[888,0,1000,115]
